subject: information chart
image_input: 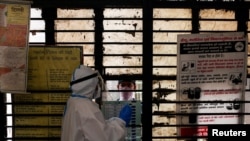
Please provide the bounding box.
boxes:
[27,46,82,91]
[176,32,247,137]
[13,92,71,137]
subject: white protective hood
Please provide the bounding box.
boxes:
[61,65,126,141]
[70,65,101,99]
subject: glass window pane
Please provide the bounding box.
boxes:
[199,21,237,31]
[30,20,44,30]
[104,45,142,54]
[55,20,94,30]
[153,68,177,75]
[104,8,142,18]
[30,8,42,18]
[57,9,94,18]
[29,32,45,43]
[153,56,177,66]
[153,44,177,54]
[200,9,235,19]
[56,32,94,42]
[103,56,142,66]
[153,20,191,31]
[103,32,142,43]
[153,8,192,18]
[104,20,142,30]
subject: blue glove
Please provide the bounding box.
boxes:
[119,104,132,126]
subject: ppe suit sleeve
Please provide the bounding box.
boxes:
[80,102,127,141]
[106,117,127,141]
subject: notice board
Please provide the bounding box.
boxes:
[27,46,82,91]
[13,45,82,138]
[0,0,31,93]
[176,32,247,137]
[12,92,70,137]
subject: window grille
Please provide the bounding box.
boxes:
[2,0,250,141]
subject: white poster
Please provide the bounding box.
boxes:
[176,32,247,137]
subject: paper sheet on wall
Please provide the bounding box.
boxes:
[0,2,30,93]
[27,46,82,91]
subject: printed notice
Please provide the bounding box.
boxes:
[176,32,248,137]
[12,92,70,138]
[14,116,62,126]
[7,4,29,25]
[14,128,61,137]
[13,93,71,102]
[14,105,65,114]
[27,46,82,90]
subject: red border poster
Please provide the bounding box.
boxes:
[0,1,30,93]
[176,32,247,137]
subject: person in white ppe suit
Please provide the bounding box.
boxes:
[61,65,132,141]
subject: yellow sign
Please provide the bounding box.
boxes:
[15,128,61,137]
[27,46,82,90]
[7,4,29,25]
[14,105,65,114]
[14,116,62,126]
[13,93,70,102]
